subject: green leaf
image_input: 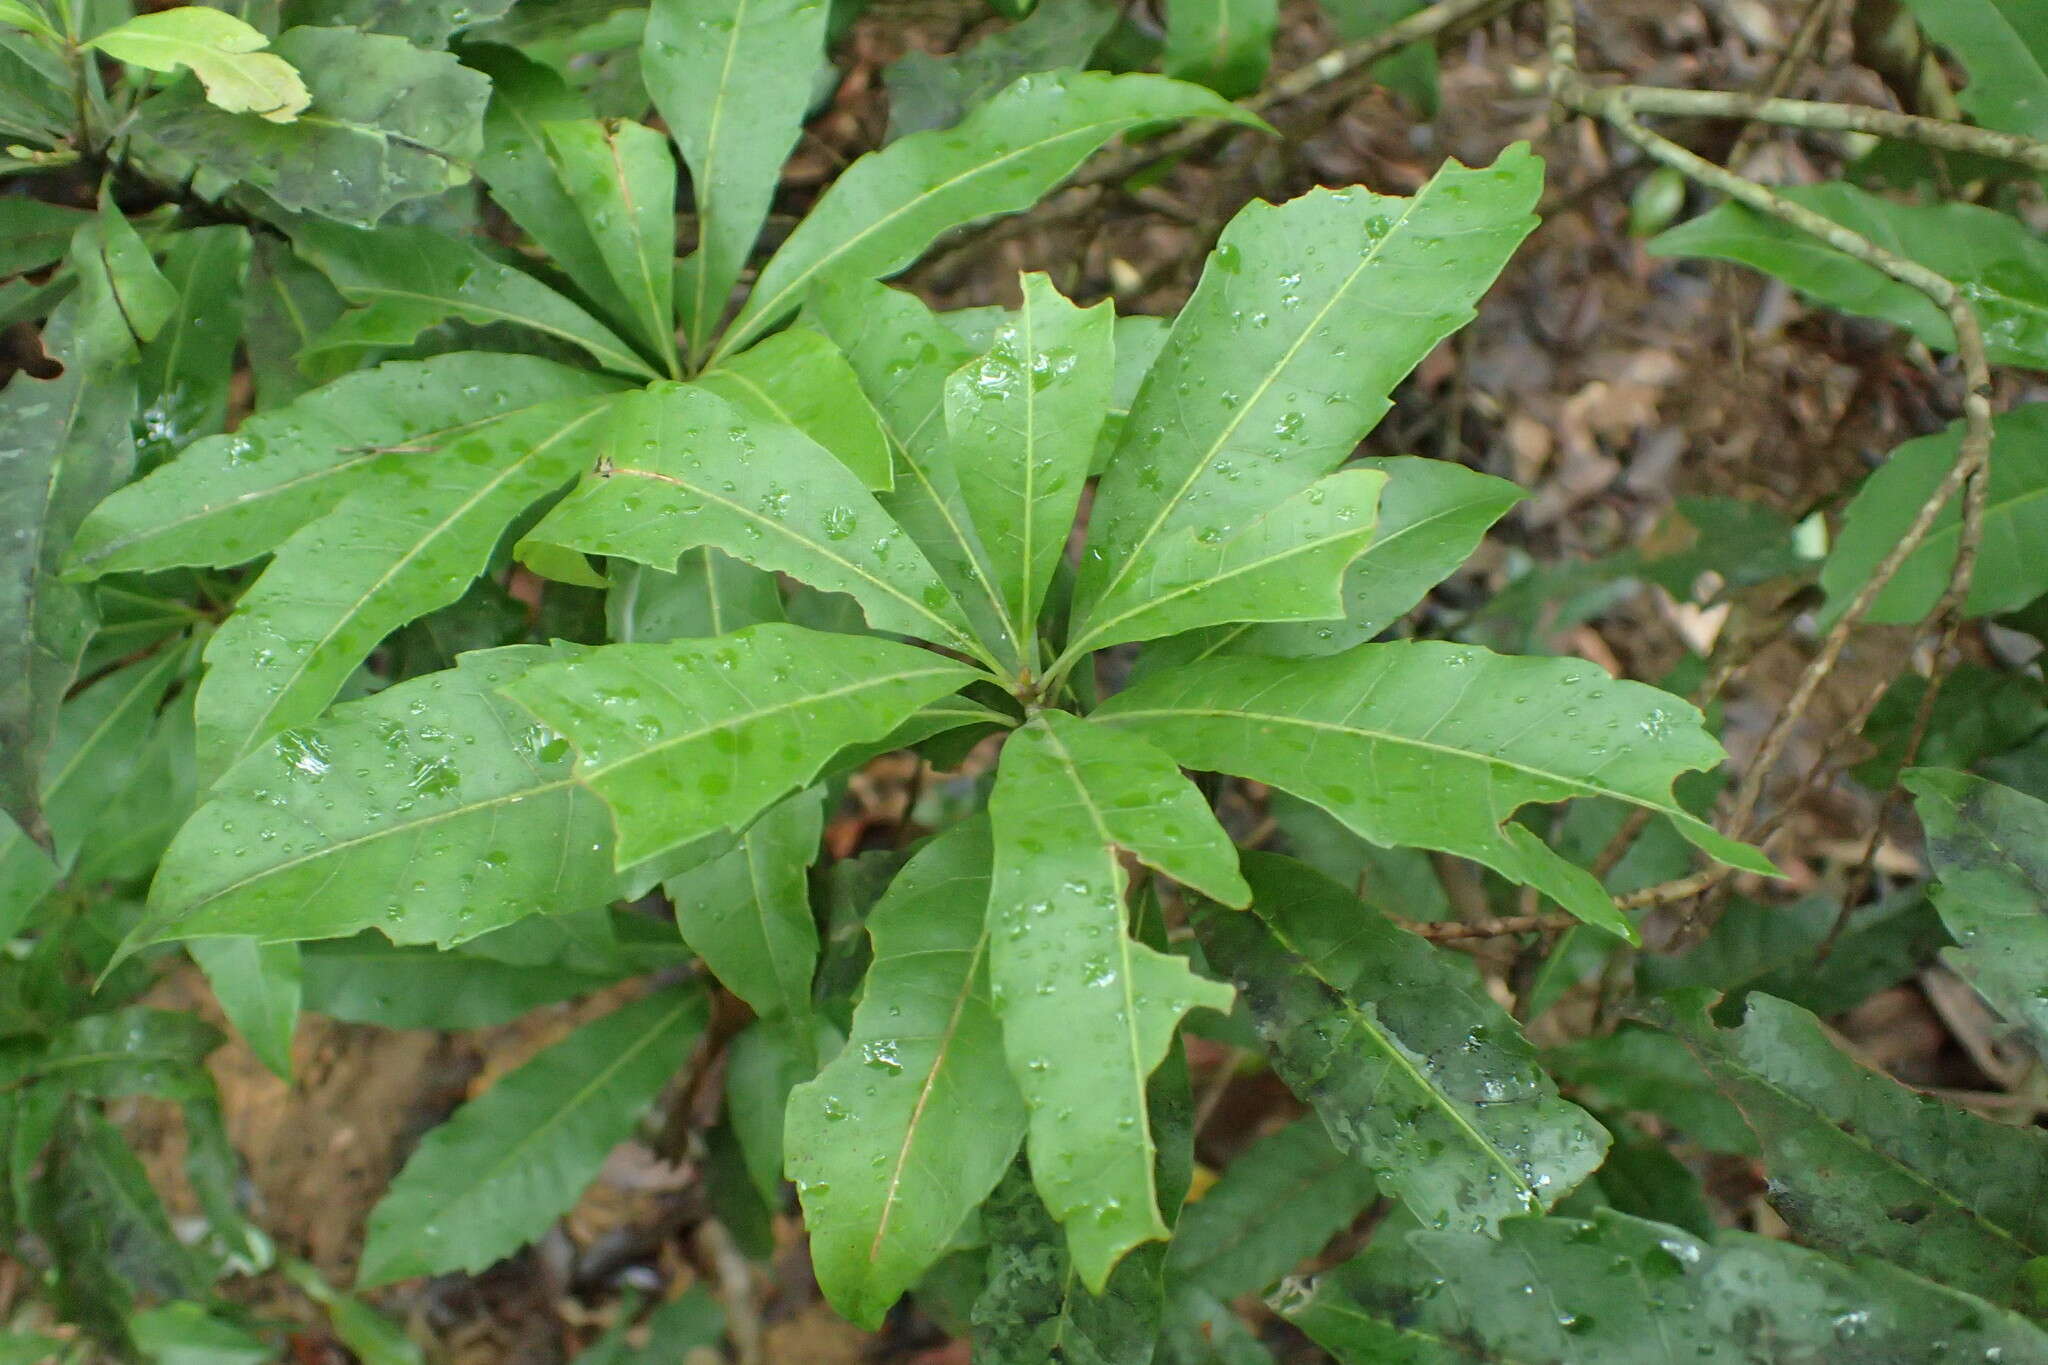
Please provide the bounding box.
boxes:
[291,220,659,379]
[89,7,310,120]
[541,119,679,376]
[39,646,185,871]
[521,382,985,657]
[1662,989,2048,1307]
[134,26,489,227]
[358,986,704,1285]
[718,71,1260,360]
[281,1260,423,1365]
[79,199,179,350]
[1163,0,1276,98]
[1898,0,2048,139]
[0,199,90,277]
[1074,148,1541,633]
[1151,456,1523,668]
[1649,183,2048,370]
[137,226,253,466]
[1098,642,1768,938]
[466,43,642,340]
[189,937,301,1080]
[1165,1118,1378,1300]
[788,818,1028,1327]
[1820,403,2048,626]
[0,228,141,850]
[725,1014,837,1202]
[606,548,785,643]
[128,1303,271,1365]
[1543,1024,1755,1155]
[243,234,348,406]
[1065,467,1386,660]
[644,0,828,355]
[280,0,519,46]
[1281,1210,2048,1364]
[948,272,1112,649]
[1907,768,2048,1055]
[70,353,614,579]
[502,623,977,865]
[882,0,1119,138]
[666,787,824,1022]
[301,935,625,1028]
[131,647,621,951]
[194,387,622,772]
[987,712,1240,1289]
[801,277,1022,667]
[1201,855,1607,1232]
[697,328,895,491]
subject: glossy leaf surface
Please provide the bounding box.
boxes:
[695,328,894,491]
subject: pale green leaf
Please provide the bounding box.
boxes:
[542,118,679,376]
[521,381,984,658]
[133,26,489,227]
[1649,183,2048,370]
[1283,1210,2048,1364]
[666,786,825,1021]
[68,354,618,578]
[988,712,1239,1289]
[358,986,705,1285]
[1820,403,2048,626]
[501,623,977,865]
[1211,855,1605,1228]
[189,937,301,1081]
[89,7,309,121]
[132,647,621,951]
[789,819,1028,1327]
[194,388,622,772]
[718,71,1260,361]
[291,220,659,379]
[1663,989,2048,1308]
[1899,0,2048,139]
[1163,0,1276,98]
[1906,767,2048,1056]
[697,327,895,491]
[644,0,828,355]
[948,272,1112,647]
[1097,642,1772,938]
[1074,148,1541,630]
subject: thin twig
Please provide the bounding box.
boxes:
[1396,912,1579,941]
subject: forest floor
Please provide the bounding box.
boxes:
[111,0,2045,1360]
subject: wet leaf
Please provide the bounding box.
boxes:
[358,986,705,1285]
[697,328,895,491]
[137,226,252,468]
[1098,642,1769,937]
[789,819,1027,1326]
[541,119,679,375]
[502,623,976,865]
[666,787,825,1022]
[988,712,1240,1289]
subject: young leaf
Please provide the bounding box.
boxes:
[1097,642,1771,937]
[501,624,977,865]
[1649,183,2048,370]
[987,711,1241,1289]
[1163,0,1277,98]
[1165,1118,1379,1301]
[189,938,301,1081]
[68,354,619,578]
[133,27,489,227]
[0,230,142,849]
[717,71,1262,360]
[194,388,623,772]
[133,647,622,951]
[666,787,825,1023]
[1898,0,2048,139]
[1282,1210,2048,1364]
[696,328,894,491]
[788,818,1028,1327]
[1074,148,1541,630]
[137,226,252,466]
[1665,989,2048,1307]
[358,986,705,1286]
[1201,855,1608,1232]
[290,221,660,379]
[542,119,679,376]
[1906,768,2048,1055]
[947,273,1112,649]
[1820,403,2048,627]
[88,8,310,121]
[522,382,984,657]
[643,0,828,354]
